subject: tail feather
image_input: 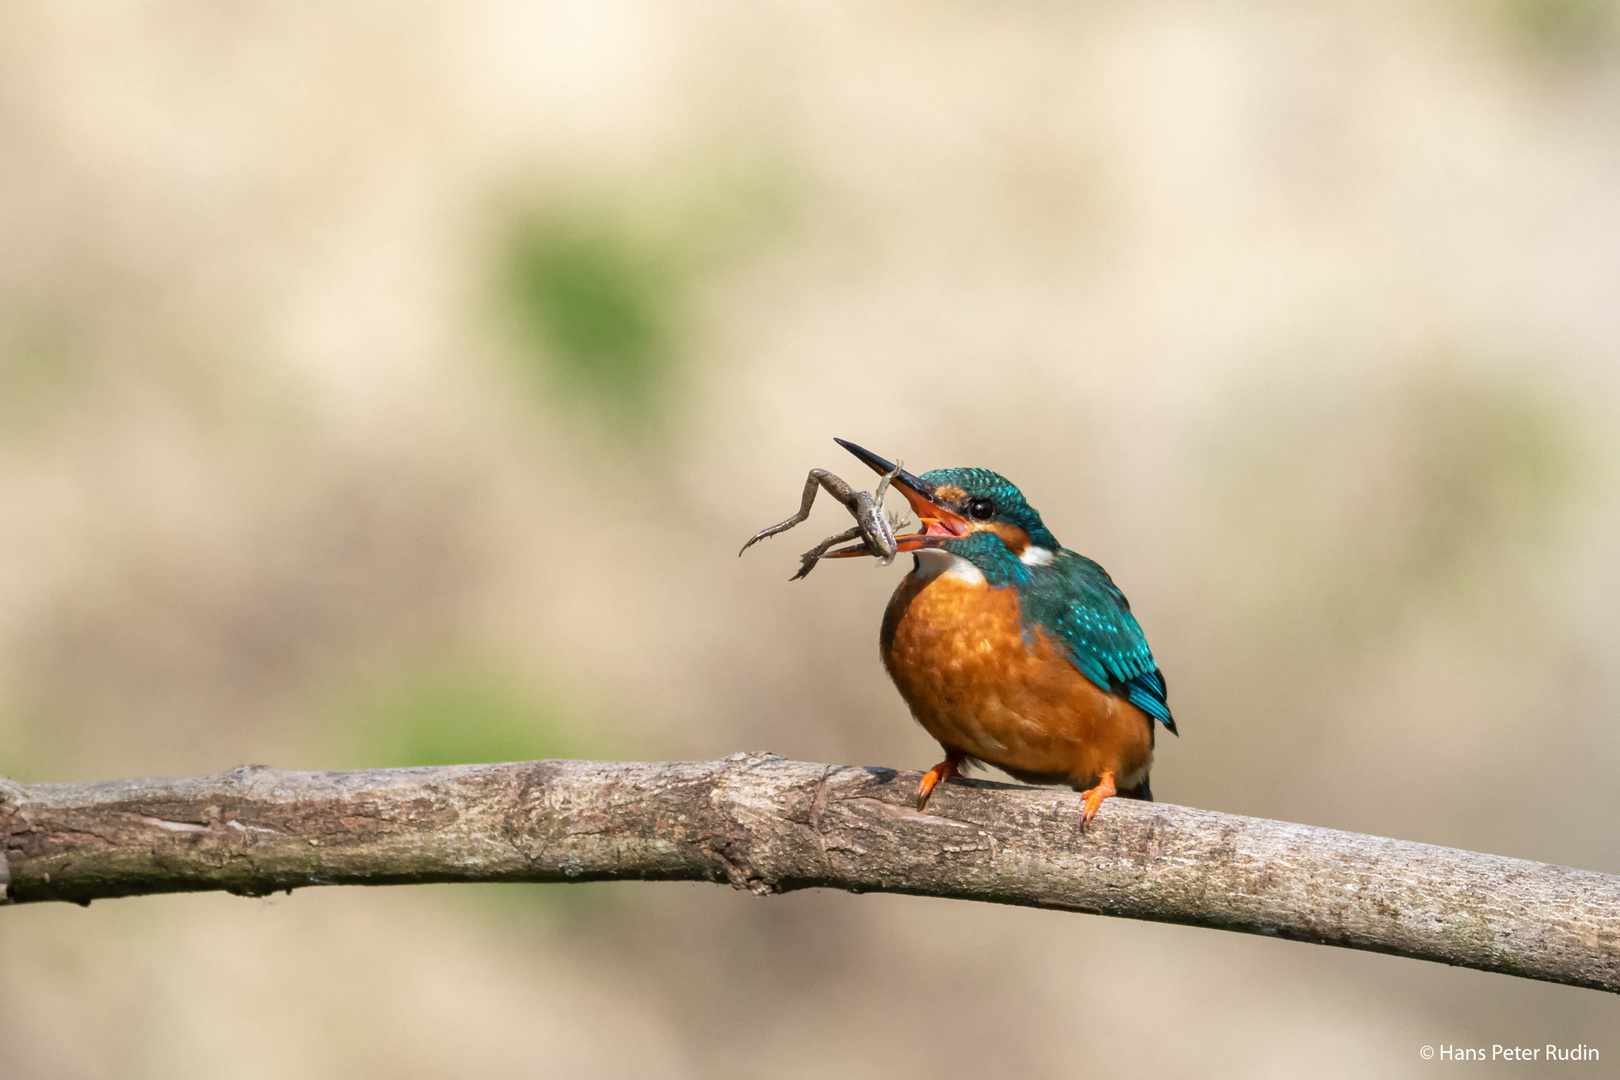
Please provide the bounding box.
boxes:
[1122,669,1176,735]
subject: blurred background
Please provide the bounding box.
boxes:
[3,0,1620,1075]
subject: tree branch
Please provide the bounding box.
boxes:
[3,755,1616,992]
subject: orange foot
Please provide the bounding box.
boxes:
[916,752,964,811]
[1078,770,1117,829]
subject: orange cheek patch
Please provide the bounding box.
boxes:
[933,485,966,502]
[979,522,1031,554]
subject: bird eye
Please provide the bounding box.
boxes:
[968,498,994,521]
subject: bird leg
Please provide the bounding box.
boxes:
[1078,770,1116,829]
[739,462,903,578]
[915,749,964,810]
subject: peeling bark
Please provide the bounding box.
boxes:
[3,755,1616,993]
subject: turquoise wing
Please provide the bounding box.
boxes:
[1022,550,1176,734]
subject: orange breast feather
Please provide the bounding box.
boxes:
[880,565,1153,791]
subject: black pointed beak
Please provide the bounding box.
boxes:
[834,438,936,500]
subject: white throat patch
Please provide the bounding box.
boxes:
[914,548,987,586]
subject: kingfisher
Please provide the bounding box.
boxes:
[823,439,1176,823]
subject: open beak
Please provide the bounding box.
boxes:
[828,438,970,555]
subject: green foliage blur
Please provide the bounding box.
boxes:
[323,660,613,770]
[493,158,796,429]
[504,210,678,417]
[1490,0,1620,54]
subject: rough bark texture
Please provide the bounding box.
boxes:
[3,755,1617,992]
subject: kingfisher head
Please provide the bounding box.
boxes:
[832,439,1060,569]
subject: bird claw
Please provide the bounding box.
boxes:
[1077,771,1117,830]
[915,753,962,811]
